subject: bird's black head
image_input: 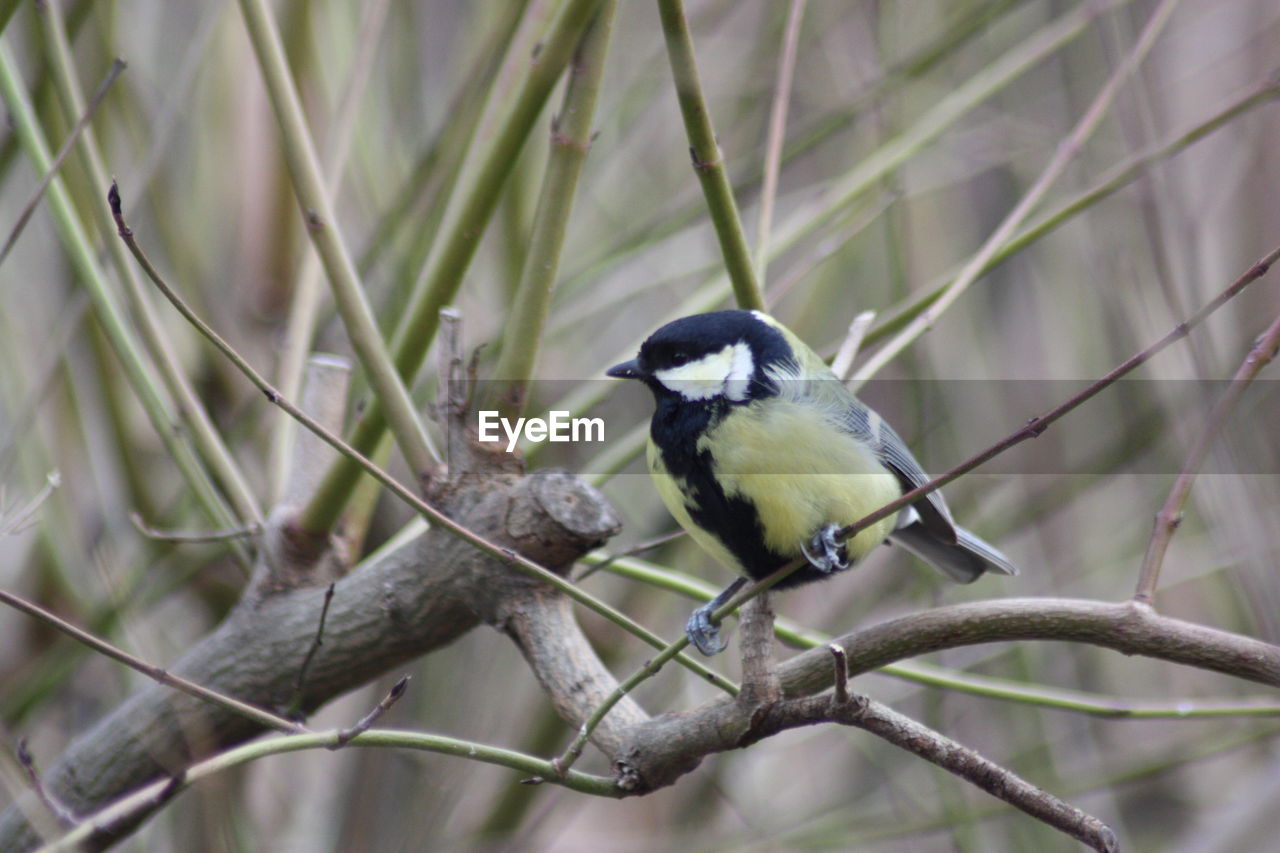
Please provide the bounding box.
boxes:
[606,310,794,404]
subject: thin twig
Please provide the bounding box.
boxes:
[754,0,806,284]
[16,739,77,828]
[574,529,686,581]
[840,697,1118,850]
[829,310,876,381]
[235,0,440,491]
[554,631,695,774]
[0,58,124,269]
[108,183,732,694]
[832,242,1280,549]
[289,582,337,717]
[1135,308,1280,602]
[0,589,307,735]
[854,0,1179,383]
[828,644,849,706]
[560,241,1280,769]
[329,676,410,750]
[128,512,260,544]
[301,0,606,536]
[0,472,60,537]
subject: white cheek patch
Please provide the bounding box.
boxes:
[654,342,755,401]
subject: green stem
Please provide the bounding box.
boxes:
[348,4,543,418]
[547,0,1134,436]
[0,42,247,562]
[556,632,692,773]
[268,0,391,504]
[593,554,1280,717]
[111,187,736,696]
[236,0,439,491]
[656,0,764,311]
[0,0,20,36]
[488,0,618,419]
[39,0,263,528]
[300,0,606,535]
[855,73,1280,352]
[852,0,1180,383]
[355,4,529,277]
[39,728,617,851]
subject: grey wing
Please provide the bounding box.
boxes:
[835,387,958,544]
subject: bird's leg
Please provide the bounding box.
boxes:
[800,523,849,573]
[686,576,747,656]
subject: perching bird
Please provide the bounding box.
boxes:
[607,309,1017,656]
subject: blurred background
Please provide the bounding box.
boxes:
[2,0,1280,850]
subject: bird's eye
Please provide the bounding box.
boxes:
[669,350,690,367]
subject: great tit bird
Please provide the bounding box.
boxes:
[607,309,1017,656]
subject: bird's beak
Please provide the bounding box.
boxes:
[606,359,641,379]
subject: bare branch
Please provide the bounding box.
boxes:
[622,676,1117,849]
[843,697,1117,851]
[738,592,780,707]
[128,512,260,544]
[1135,308,1280,602]
[329,677,410,749]
[0,467,620,851]
[828,644,849,707]
[15,740,75,829]
[0,59,125,269]
[0,589,307,736]
[0,472,60,538]
[289,582,337,717]
[778,598,1280,698]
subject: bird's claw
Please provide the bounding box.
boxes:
[686,604,728,656]
[800,524,849,574]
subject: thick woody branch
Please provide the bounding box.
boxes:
[582,597,1278,810]
[622,687,1116,850]
[8,504,1277,852]
[502,588,648,760]
[737,592,780,707]
[0,469,621,852]
[776,598,1280,698]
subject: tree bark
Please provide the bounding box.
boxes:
[0,467,621,852]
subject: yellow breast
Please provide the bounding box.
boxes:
[648,398,902,576]
[706,400,900,561]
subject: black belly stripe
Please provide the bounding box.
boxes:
[652,397,834,588]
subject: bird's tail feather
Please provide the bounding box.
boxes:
[889,523,1018,584]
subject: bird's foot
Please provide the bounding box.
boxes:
[686,603,729,656]
[800,524,849,574]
